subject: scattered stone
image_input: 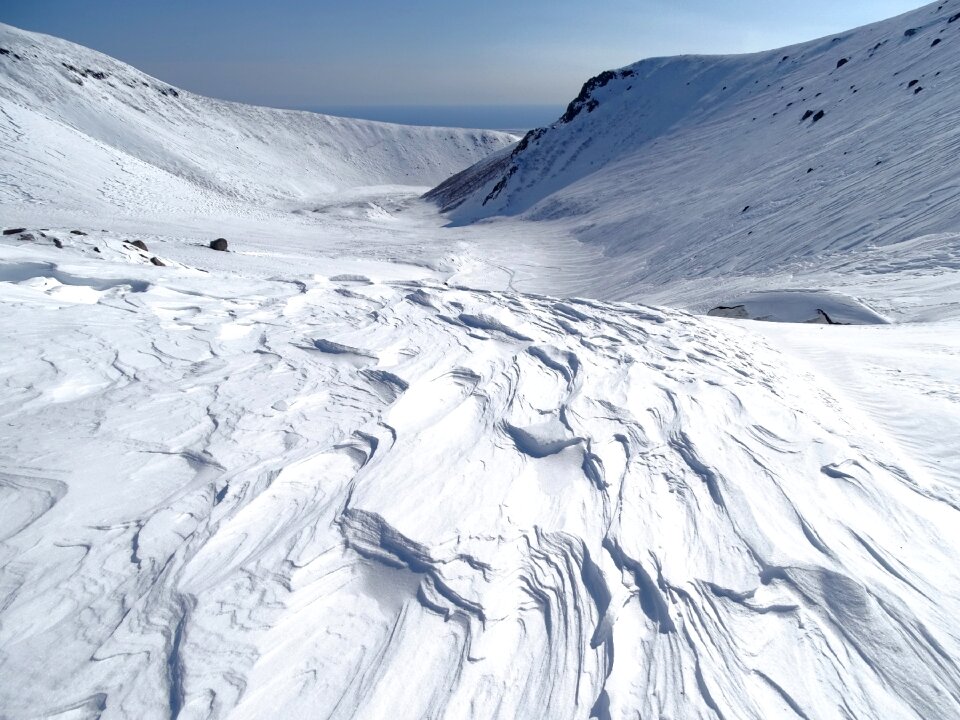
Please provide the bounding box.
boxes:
[908,79,920,87]
[52,238,63,248]
[802,109,814,121]
[149,256,165,267]
[130,239,148,251]
[807,168,814,173]
[93,247,101,253]
[19,233,36,242]
[836,58,849,69]
[742,206,750,213]
[3,228,26,235]
[812,110,826,122]
[210,238,229,251]
[70,229,87,235]
[932,38,943,47]
[951,12,960,23]
[904,28,920,37]
[915,86,924,94]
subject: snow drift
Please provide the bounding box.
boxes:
[1,237,959,719]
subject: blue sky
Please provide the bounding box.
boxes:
[2,0,926,108]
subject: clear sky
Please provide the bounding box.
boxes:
[1,0,927,109]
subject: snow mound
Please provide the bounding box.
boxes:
[707,289,889,324]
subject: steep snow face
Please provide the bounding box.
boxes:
[2,239,960,720]
[0,23,516,216]
[432,0,960,283]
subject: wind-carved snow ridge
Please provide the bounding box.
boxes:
[1,256,959,720]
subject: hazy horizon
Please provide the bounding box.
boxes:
[2,0,927,111]
[300,104,563,131]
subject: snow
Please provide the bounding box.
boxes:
[706,289,889,324]
[3,5,960,720]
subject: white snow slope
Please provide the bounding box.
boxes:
[3,8,960,720]
[0,22,516,218]
[430,0,960,294]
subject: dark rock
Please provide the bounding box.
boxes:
[951,12,960,23]
[904,28,920,37]
[802,110,815,121]
[915,86,924,94]
[3,227,26,235]
[908,78,920,87]
[0,48,9,56]
[560,69,631,124]
[130,239,148,251]
[807,168,814,173]
[812,110,826,122]
[512,128,546,158]
[932,38,942,47]
[70,229,87,236]
[93,247,101,253]
[210,238,229,251]
[52,238,63,248]
[149,256,165,266]
[742,206,750,213]
[836,58,849,69]
[19,233,36,242]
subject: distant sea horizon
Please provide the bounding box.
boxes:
[296,104,563,133]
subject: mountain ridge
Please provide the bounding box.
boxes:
[0,21,517,217]
[428,0,960,286]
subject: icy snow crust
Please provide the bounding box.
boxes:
[3,5,960,720]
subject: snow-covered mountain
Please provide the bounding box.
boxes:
[3,8,960,720]
[430,0,960,286]
[0,22,515,218]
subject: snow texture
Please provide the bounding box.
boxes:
[3,5,960,720]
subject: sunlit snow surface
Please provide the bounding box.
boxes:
[3,7,960,720]
[3,241,959,720]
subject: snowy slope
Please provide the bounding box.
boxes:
[3,9,960,720]
[430,1,960,286]
[0,22,516,218]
